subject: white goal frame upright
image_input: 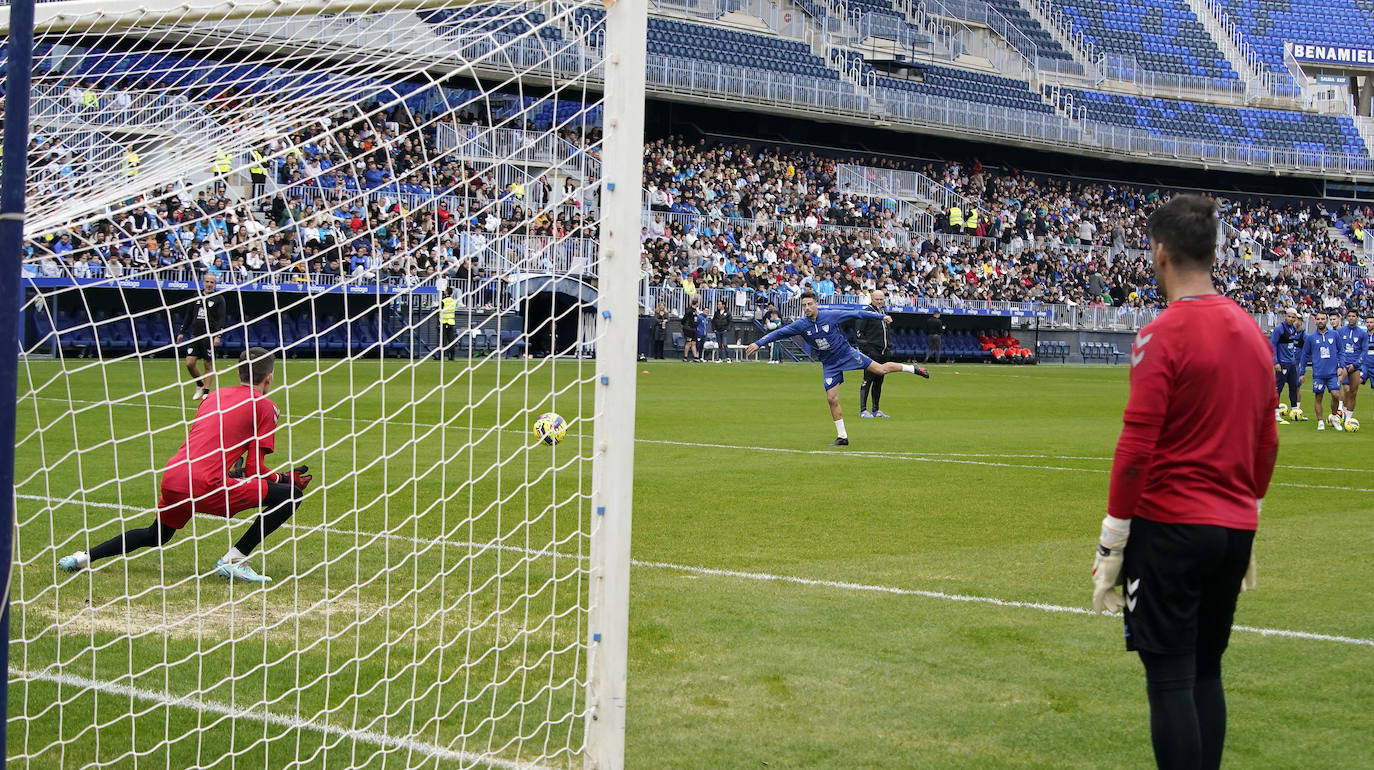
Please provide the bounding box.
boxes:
[0,0,647,764]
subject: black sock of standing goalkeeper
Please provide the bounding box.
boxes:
[1140,649,1228,770]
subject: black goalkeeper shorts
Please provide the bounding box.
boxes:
[1122,516,1254,655]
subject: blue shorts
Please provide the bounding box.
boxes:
[1313,374,1340,394]
[821,349,873,391]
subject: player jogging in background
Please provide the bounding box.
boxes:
[1301,311,1342,431]
[1336,308,1367,425]
[58,347,312,583]
[1091,195,1276,770]
[1269,308,1303,424]
[855,289,893,418]
[176,273,227,401]
[746,291,930,446]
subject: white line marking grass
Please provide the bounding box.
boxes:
[17,495,1374,648]
[8,667,555,770]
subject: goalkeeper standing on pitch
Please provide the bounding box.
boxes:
[1091,195,1277,770]
[58,348,312,583]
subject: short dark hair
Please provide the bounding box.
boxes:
[238,347,275,386]
[1147,194,1217,271]
[800,290,817,302]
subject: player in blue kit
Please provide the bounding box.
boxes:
[1300,311,1343,431]
[746,291,930,445]
[1270,308,1304,424]
[1365,313,1374,401]
[1336,308,1368,423]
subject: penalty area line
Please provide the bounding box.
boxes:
[8,667,555,770]
[17,495,1374,649]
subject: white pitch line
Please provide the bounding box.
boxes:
[16,495,1374,649]
[9,667,555,770]
[22,395,1370,475]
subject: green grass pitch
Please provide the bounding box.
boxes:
[10,356,1374,768]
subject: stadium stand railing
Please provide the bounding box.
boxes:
[837,163,994,225]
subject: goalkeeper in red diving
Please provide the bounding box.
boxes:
[58,347,312,583]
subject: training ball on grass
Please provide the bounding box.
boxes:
[1344,416,1360,433]
[534,413,568,446]
[1278,404,1291,420]
[1290,407,1306,421]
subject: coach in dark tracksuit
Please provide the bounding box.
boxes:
[856,289,892,417]
[925,312,945,363]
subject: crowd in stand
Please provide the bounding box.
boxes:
[641,138,1372,314]
[25,97,1374,317]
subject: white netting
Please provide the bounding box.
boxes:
[8,0,631,766]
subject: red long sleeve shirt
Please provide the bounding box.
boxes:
[1108,294,1277,529]
[161,385,279,494]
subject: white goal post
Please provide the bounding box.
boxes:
[3,0,644,765]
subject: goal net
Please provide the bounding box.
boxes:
[5,0,643,765]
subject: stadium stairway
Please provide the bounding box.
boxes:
[1179,0,1267,92]
[1012,0,1105,76]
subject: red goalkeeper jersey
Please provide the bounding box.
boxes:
[1108,294,1278,529]
[161,384,279,494]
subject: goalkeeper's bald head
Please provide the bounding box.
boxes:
[238,347,276,389]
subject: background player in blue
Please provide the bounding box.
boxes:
[1365,313,1374,404]
[1301,311,1342,431]
[1270,307,1304,424]
[1336,308,1368,422]
[746,291,930,445]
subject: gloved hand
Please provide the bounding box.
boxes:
[1091,514,1131,614]
[286,465,313,491]
[1242,499,1260,592]
[270,465,313,491]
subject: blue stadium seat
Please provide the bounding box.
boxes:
[1056,86,1368,158]
[1216,0,1374,80]
[1056,0,1237,81]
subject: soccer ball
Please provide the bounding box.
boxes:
[1345,416,1361,433]
[533,412,568,446]
[1289,407,1306,422]
[1277,404,1291,421]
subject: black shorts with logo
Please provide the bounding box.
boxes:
[1122,516,1254,655]
[182,337,213,361]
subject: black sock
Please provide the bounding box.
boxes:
[1140,650,1202,770]
[195,378,206,388]
[233,482,298,556]
[871,377,884,412]
[89,520,178,562]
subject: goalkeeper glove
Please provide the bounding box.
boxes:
[1091,514,1131,614]
[270,465,313,491]
[1242,499,1260,592]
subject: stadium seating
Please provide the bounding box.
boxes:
[1214,0,1374,77]
[1080,340,1125,363]
[836,50,1057,114]
[1057,87,1369,158]
[419,6,563,41]
[1055,0,1237,80]
[1036,339,1070,362]
[982,0,1075,63]
[645,17,840,79]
